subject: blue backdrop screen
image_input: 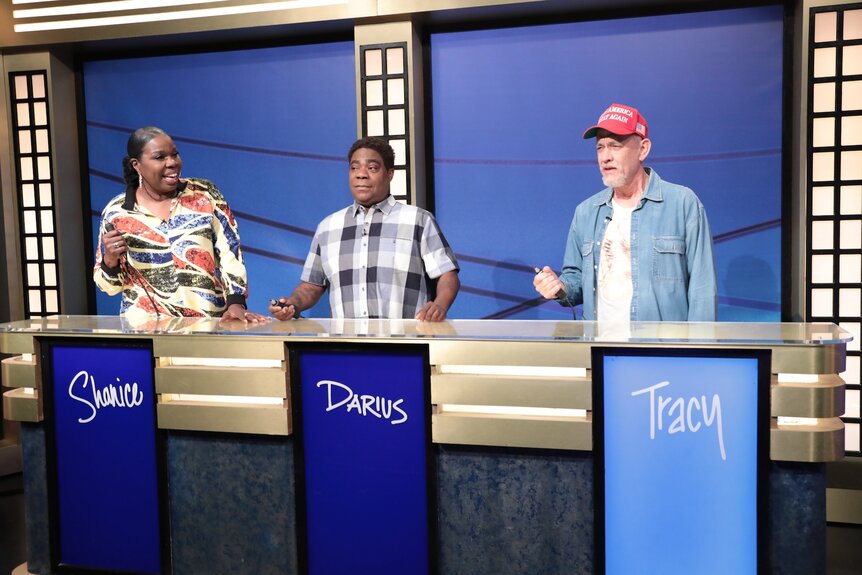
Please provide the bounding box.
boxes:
[431,6,784,320]
[82,6,784,322]
[49,343,162,574]
[83,41,357,317]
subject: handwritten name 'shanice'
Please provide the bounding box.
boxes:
[68,370,144,424]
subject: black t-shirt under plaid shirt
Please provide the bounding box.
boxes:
[301,195,459,319]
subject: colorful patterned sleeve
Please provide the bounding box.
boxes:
[202,180,249,307]
[92,201,125,296]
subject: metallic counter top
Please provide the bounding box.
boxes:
[1,316,853,462]
[0,315,853,346]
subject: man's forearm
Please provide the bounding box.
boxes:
[433,271,460,312]
[290,281,326,311]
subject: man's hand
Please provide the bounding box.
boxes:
[269,282,325,321]
[533,266,566,300]
[269,298,300,321]
[415,270,459,322]
[415,301,448,322]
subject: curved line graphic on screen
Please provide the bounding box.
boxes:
[90,121,779,165]
[87,121,343,162]
[435,149,780,166]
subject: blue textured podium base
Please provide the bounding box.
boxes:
[21,426,825,574]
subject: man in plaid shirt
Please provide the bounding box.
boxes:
[271,137,460,322]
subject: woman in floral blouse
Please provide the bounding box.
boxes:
[94,126,267,324]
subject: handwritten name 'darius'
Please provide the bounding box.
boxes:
[317,379,408,425]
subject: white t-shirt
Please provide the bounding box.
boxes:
[597,199,635,324]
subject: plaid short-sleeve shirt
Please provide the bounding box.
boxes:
[301,195,459,319]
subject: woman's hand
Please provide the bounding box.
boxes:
[220,303,271,325]
[101,229,127,268]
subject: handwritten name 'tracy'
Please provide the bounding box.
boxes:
[631,380,726,460]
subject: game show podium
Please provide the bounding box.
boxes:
[1,316,850,575]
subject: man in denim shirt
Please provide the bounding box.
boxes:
[534,103,717,322]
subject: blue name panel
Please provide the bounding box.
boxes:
[46,341,164,574]
[594,348,769,575]
[293,345,433,575]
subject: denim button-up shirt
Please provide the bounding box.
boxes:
[558,168,717,321]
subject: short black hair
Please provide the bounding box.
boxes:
[347,136,395,170]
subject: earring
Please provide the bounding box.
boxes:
[138,172,143,189]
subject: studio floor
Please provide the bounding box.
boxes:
[1,472,860,574]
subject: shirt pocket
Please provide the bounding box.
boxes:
[652,236,686,282]
[580,239,598,276]
[377,236,419,282]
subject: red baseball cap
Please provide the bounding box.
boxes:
[582,103,648,139]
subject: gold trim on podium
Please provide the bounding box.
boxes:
[157,401,291,436]
[769,345,846,375]
[770,418,845,462]
[150,336,291,434]
[429,340,592,368]
[430,365,592,450]
[153,348,290,435]
[152,337,286,360]
[1,355,36,389]
[432,412,592,451]
[0,341,43,423]
[431,371,591,409]
[155,364,287,397]
[2,388,41,422]
[771,374,845,418]
[427,339,846,375]
[0,333,35,355]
